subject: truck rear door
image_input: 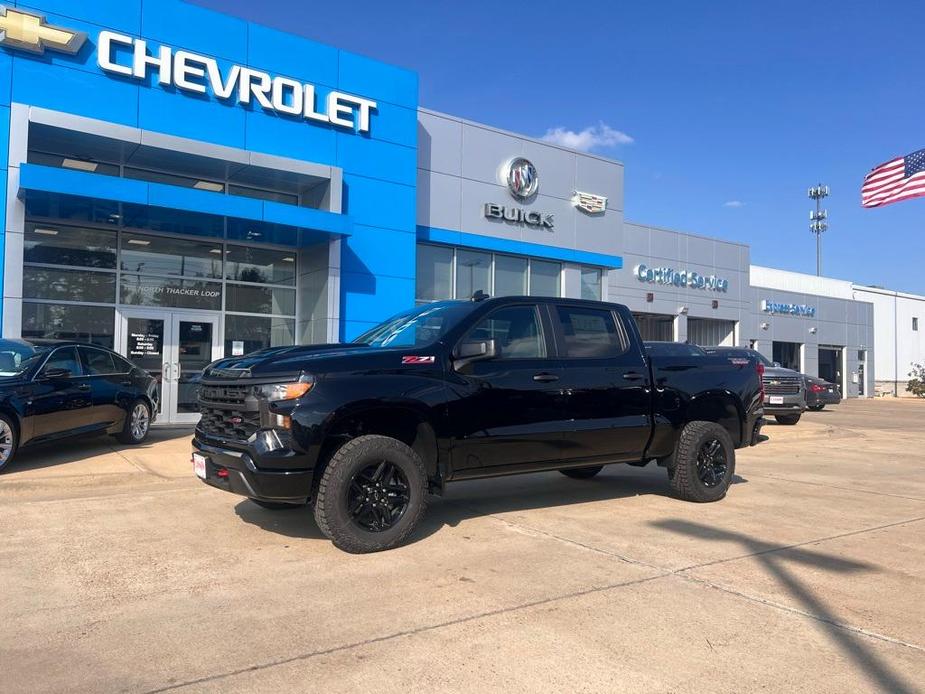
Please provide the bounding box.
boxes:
[549,303,652,463]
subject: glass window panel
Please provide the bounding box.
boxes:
[226,283,296,315]
[467,305,546,360]
[27,150,121,177]
[24,223,117,269]
[121,204,226,239]
[124,167,225,192]
[120,233,223,278]
[78,346,116,375]
[529,260,561,297]
[43,347,82,376]
[228,184,299,206]
[581,266,603,301]
[456,250,491,300]
[224,315,295,357]
[120,276,222,310]
[22,303,115,348]
[415,244,454,302]
[24,267,116,303]
[555,306,626,358]
[226,219,299,246]
[225,245,296,285]
[494,255,528,297]
[25,191,120,226]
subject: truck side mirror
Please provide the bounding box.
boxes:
[454,339,498,369]
[772,362,781,368]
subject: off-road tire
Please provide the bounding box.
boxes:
[250,499,302,510]
[666,421,735,503]
[313,435,427,553]
[560,465,604,479]
[0,413,18,473]
[808,404,825,412]
[115,399,151,444]
[775,414,802,425]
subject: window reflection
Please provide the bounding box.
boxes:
[120,233,223,278]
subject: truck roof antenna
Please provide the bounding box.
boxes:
[471,290,490,302]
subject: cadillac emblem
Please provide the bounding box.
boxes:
[573,191,608,215]
[505,157,539,200]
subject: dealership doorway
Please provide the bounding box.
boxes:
[688,318,735,347]
[772,341,802,371]
[117,310,222,425]
[632,313,674,341]
[818,345,844,392]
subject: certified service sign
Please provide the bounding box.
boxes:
[505,158,539,200]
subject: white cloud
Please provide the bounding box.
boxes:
[723,200,746,208]
[541,122,634,152]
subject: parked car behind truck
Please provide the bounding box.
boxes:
[804,375,842,411]
[193,297,764,553]
[705,347,806,425]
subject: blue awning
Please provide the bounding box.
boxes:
[18,164,352,241]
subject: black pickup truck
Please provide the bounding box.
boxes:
[193,297,764,553]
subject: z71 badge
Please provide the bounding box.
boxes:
[402,356,436,365]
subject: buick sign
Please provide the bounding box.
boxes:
[505,158,539,199]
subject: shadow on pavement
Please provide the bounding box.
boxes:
[651,519,916,694]
[7,427,194,474]
[233,464,748,547]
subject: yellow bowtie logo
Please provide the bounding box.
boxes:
[0,7,86,55]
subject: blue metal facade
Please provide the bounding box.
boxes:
[0,0,419,339]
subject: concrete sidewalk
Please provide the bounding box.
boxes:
[1,400,923,692]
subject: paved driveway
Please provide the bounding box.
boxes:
[1,399,924,693]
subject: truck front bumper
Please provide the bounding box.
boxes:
[192,434,314,504]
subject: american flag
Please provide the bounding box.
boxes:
[861,148,925,208]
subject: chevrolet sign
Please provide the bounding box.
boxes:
[97,32,377,133]
[0,7,86,55]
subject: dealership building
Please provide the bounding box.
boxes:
[0,1,920,424]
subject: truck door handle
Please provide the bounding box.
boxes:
[623,372,645,381]
[77,383,91,392]
[533,373,560,383]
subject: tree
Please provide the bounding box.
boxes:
[908,363,925,398]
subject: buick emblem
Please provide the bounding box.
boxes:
[505,157,539,200]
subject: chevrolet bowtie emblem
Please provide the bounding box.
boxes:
[0,7,86,55]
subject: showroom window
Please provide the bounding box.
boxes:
[580,266,603,301]
[20,213,297,355]
[416,244,566,302]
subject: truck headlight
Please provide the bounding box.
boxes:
[256,375,314,402]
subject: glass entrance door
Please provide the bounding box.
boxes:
[118,310,221,425]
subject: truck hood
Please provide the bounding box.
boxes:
[763,366,802,378]
[202,343,431,380]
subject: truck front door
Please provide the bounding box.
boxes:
[446,302,567,472]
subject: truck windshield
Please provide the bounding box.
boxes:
[353,303,475,348]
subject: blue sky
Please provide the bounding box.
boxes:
[195,0,925,294]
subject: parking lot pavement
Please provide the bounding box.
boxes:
[1,400,923,693]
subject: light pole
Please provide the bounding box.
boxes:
[808,184,829,276]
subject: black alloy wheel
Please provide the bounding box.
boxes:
[347,460,411,532]
[696,438,728,489]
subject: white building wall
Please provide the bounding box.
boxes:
[749,266,855,300]
[852,286,925,396]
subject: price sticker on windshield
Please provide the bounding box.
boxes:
[402,356,436,365]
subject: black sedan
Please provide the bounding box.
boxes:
[804,375,842,411]
[0,339,158,472]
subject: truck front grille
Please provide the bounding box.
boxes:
[198,384,261,442]
[763,375,802,394]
